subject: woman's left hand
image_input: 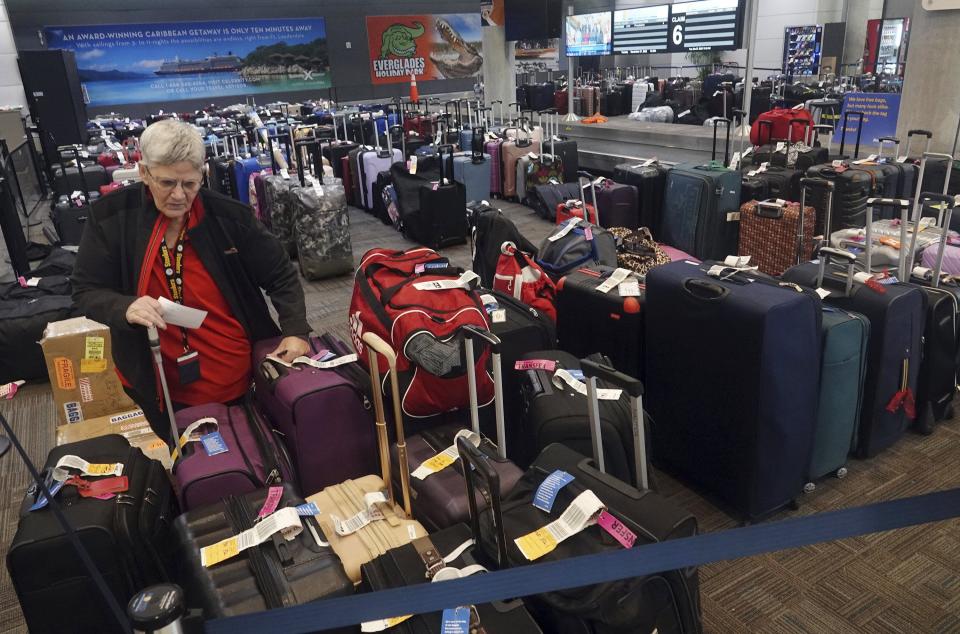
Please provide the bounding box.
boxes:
[270,336,311,361]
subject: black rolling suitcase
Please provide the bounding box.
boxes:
[322,120,359,179]
[360,523,542,633]
[52,146,108,198]
[645,260,822,519]
[7,435,176,634]
[612,161,667,236]
[555,266,644,380]
[414,145,468,248]
[743,164,802,201]
[782,198,927,458]
[805,164,874,234]
[462,358,702,634]
[172,484,353,621]
[51,195,94,246]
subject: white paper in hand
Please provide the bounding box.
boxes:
[158,297,208,329]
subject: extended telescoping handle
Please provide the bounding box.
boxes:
[905,129,932,158]
[147,325,181,452]
[813,124,834,154]
[876,136,900,160]
[865,197,911,277]
[800,177,834,254]
[732,108,747,165]
[581,358,648,490]
[914,192,958,287]
[390,124,405,157]
[577,170,598,219]
[457,432,508,568]
[361,331,412,519]
[461,325,506,458]
[839,111,864,159]
[711,117,732,166]
[787,117,811,145]
[817,246,857,296]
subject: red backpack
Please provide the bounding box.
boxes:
[493,242,558,322]
[349,247,494,419]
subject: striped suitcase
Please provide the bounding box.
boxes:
[485,139,503,196]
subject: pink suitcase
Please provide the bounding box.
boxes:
[921,242,960,275]
[485,138,503,196]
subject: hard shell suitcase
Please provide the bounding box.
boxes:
[462,358,703,634]
[743,164,802,201]
[805,164,873,234]
[532,181,579,221]
[306,332,429,584]
[254,334,379,494]
[360,522,543,633]
[171,484,353,621]
[782,200,927,458]
[389,327,523,531]
[737,198,815,276]
[172,400,294,511]
[645,260,822,519]
[555,266,644,381]
[8,435,176,634]
[360,141,403,212]
[484,138,504,196]
[660,162,741,261]
[232,155,262,205]
[501,129,541,199]
[612,161,668,237]
[453,131,492,204]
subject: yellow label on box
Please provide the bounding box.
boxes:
[80,358,108,374]
[84,336,105,361]
[54,357,76,390]
[515,527,559,561]
[200,536,240,567]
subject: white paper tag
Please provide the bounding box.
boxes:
[53,455,124,480]
[547,218,580,243]
[551,369,622,401]
[280,168,290,180]
[678,109,691,118]
[514,490,606,561]
[724,255,751,267]
[596,268,631,294]
[867,154,878,161]
[896,155,908,164]
[815,287,831,299]
[853,272,874,284]
[729,151,742,169]
[832,160,844,167]
[266,353,359,370]
[412,270,480,291]
[491,308,506,323]
[26,277,41,287]
[333,503,386,536]
[912,266,932,278]
[776,142,786,152]
[727,212,741,222]
[199,507,303,567]
[618,281,641,297]
[410,430,481,480]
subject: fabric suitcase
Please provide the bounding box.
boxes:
[171,484,353,621]
[360,523,543,633]
[555,267,644,380]
[782,250,926,458]
[173,400,294,511]
[0,291,73,381]
[612,162,668,236]
[550,138,579,184]
[661,163,742,261]
[464,359,702,633]
[531,182,579,221]
[306,332,428,584]
[514,154,533,203]
[254,334,378,495]
[537,219,617,280]
[595,178,640,229]
[554,89,568,115]
[262,174,297,257]
[51,200,91,246]
[748,165,802,201]
[453,152,492,204]
[807,307,869,486]
[388,326,523,531]
[290,180,354,280]
[207,157,235,198]
[740,175,768,204]
[322,141,359,179]
[415,147,468,249]
[645,260,821,519]
[8,435,175,634]
[737,199,816,276]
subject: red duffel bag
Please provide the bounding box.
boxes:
[349,247,494,419]
[750,107,814,146]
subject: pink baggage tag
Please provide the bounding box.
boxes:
[514,359,557,372]
[597,510,637,549]
[17,276,27,288]
[257,486,284,520]
[584,226,594,241]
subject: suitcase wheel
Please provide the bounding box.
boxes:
[836,467,848,480]
[803,482,816,494]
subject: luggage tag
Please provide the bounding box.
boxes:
[548,218,580,243]
[618,281,641,297]
[533,470,575,512]
[360,615,413,632]
[200,507,302,567]
[1,380,24,400]
[412,270,480,292]
[597,510,638,549]
[53,455,124,481]
[256,486,285,520]
[514,490,606,561]
[331,491,390,536]
[595,268,631,294]
[514,359,557,372]
[552,368,622,400]
[411,430,481,480]
[200,431,229,457]
[295,502,321,517]
[177,350,201,386]
[28,478,65,511]
[70,475,129,499]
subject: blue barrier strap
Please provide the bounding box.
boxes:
[206,487,960,634]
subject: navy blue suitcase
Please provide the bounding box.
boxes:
[660,163,741,261]
[645,260,822,519]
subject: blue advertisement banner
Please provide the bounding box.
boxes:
[832,92,901,146]
[44,19,330,107]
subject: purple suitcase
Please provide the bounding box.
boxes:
[596,178,640,229]
[253,334,379,495]
[389,326,523,531]
[485,139,503,196]
[922,242,960,275]
[361,148,403,210]
[173,400,294,511]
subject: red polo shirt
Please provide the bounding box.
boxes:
[139,194,251,405]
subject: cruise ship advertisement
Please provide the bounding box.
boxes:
[44,18,330,107]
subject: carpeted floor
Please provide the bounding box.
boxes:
[1,201,958,633]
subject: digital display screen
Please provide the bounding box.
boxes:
[565,12,613,57]
[613,6,670,54]
[783,25,823,76]
[668,0,742,51]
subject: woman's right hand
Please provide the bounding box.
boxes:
[125,296,167,329]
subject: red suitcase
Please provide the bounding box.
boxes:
[554,90,568,115]
[556,176,598,225]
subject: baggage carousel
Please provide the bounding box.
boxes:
[555,115,748,173]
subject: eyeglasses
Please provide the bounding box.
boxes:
[145,166,202,194]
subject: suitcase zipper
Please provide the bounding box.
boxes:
[243,400,284,485]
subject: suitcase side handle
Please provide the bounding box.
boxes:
[457,436,508,569]
[682,278,729,301]
[361,332,412,519]
[756,200,785,219]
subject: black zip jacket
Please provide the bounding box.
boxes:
[72,183,310,437]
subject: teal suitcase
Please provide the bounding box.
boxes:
[806,306,869,489]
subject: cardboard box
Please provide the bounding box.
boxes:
[56,408,172,470]
[41,316,136,425]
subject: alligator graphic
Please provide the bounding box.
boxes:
[380,22,424,59]
[430,17,483,79]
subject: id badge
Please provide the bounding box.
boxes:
[177,350,201,385]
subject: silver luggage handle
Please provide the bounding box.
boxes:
[461,326,506,459]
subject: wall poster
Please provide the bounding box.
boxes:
[514,39,560,73]
[44,18,330,107]
[366,14,483,85]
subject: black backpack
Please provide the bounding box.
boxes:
[470,203,538,287]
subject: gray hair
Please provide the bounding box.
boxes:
[140,119,205,172]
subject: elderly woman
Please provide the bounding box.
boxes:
[72,119,310,442]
